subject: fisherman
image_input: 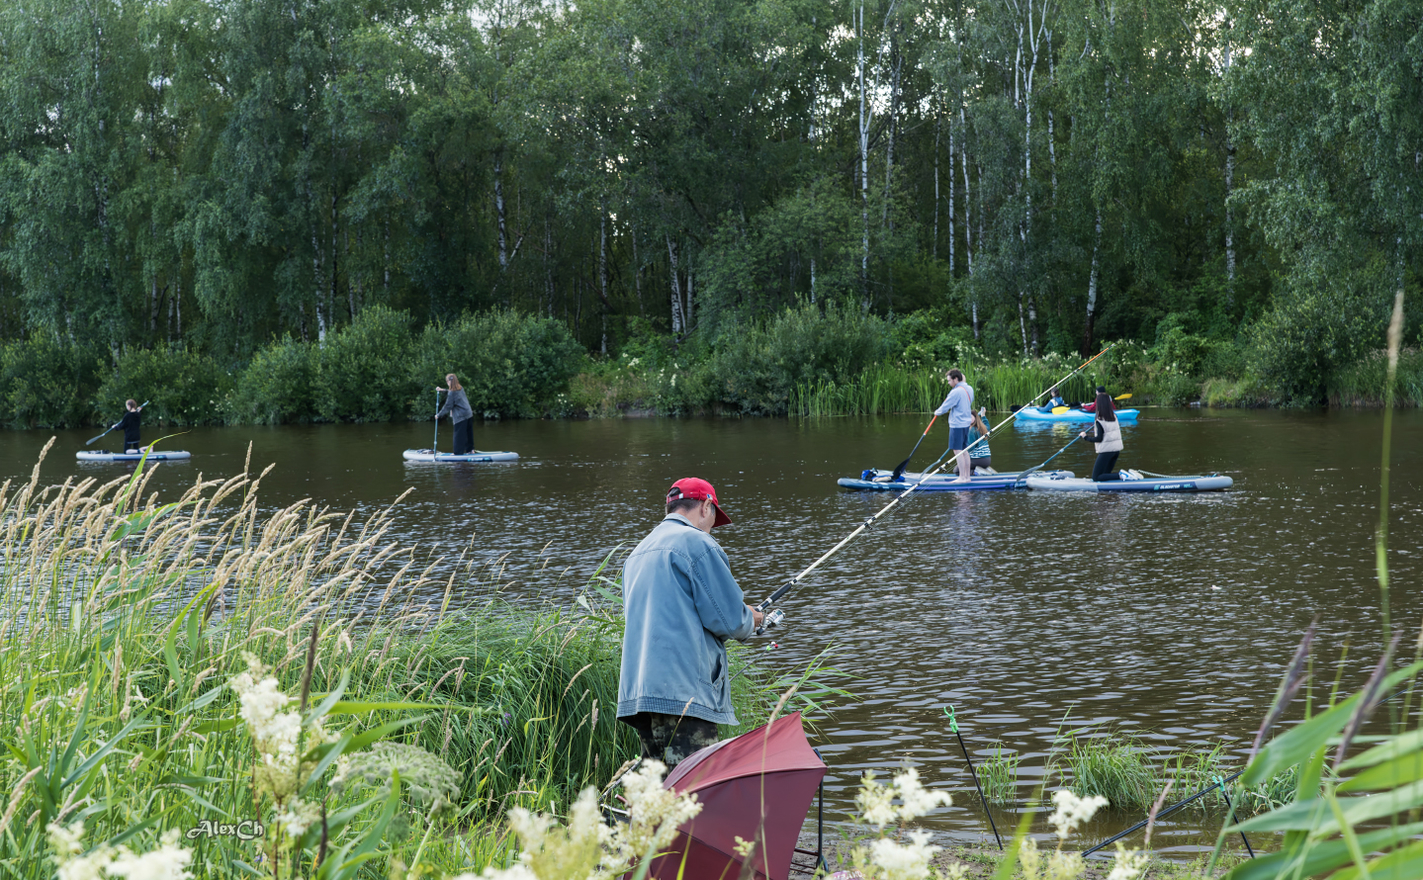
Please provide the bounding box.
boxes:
[434,373,474,455]
[934,368,975,483]
[617,478,764,768]
[118,399,144,454]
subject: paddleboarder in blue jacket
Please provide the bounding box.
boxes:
[618,478,763,767]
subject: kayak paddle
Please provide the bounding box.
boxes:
[86,400,149,446]
[889,414,937,481]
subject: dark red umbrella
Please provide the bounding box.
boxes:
[647,711,827,880]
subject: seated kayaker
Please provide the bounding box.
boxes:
[1047,387,1066,409]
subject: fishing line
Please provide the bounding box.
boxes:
[751,344,1119,635]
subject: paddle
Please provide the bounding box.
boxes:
[86,400,149,446]
[1012,431,1085,487]
[888,415,937,482]
[432,388,444,455]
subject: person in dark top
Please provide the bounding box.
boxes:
[118,399,143,453]
[1077,387,1138,481]
[435,373,475,454]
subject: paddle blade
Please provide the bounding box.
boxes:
[889,459,912,482]
[1115,393,1132,400]
[1051,406,1070,414]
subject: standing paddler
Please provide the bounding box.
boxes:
[118,399,144,454]
[617,478,764,768]
[934,368,975,483]
[434,373,474,455]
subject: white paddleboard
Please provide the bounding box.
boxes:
[77,449,192,462]
[401,449,519,463]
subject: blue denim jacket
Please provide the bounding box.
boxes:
[617,514,755,725]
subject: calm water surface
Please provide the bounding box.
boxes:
[4,408,1420,854]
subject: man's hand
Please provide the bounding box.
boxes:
[749,605,764,628]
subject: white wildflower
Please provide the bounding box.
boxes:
[892,766,951,821]
[856,771,899,827]
[1047,789,1108,840]
[865,829,939,880]
[939,864,969,880]
[1106,844,1150,880]
[273,798,321,839]
[733,835,757,857]
[617,759,701,857]
[48,821,86,859]
[1018,837,1085,880]
[105,830,194,880]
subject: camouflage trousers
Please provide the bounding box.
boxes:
[623,712,720,768]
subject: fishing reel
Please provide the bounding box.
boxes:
[753,607,785,637]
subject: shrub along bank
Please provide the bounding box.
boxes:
[0,302,1414,429]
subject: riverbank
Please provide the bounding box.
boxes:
[3,304,1416,431]
[0,446,829,878]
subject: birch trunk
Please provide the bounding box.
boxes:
[933,116,940,260]
[494,148,509,271]
[1083,210,1102,355]
[599,209,609,354]
[667,234,684,335]
[1222,31,1236,296]
[857,2,871,310]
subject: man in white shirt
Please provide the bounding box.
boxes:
[934,369,975,483]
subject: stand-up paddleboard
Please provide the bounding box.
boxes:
[1024,471,1232,492]
[77,449,192,463]
[838,468,1074,491]
[402,449,519,463]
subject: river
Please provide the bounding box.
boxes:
[3,408,1418,855]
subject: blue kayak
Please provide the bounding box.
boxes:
[838,468,1075,491]
[1014,406,1139,423]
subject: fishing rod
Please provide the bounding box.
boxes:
[1081,768,1249,857]
[945,706,1003,850]
[752,344,1118,635]
[85,400,150,446]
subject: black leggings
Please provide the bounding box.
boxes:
[1092,451,1121,482]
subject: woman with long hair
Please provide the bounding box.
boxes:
[435,373,474,454]
[1078,386,1133,481]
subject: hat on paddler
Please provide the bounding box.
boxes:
[667,477,732,528]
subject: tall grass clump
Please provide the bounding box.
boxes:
[979,744,1020,805]
[1054,730,1158,813]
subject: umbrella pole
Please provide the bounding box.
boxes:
[946,706,1003,850]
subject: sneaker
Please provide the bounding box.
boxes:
[1122,469,1143,480]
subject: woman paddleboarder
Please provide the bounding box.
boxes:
[435,373,474,455]
[1078,387,1135,481]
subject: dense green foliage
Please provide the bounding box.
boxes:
[0,0,1416,406]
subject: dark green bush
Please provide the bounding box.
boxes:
[409,310,585,418]
[1248,282,1387,404]
[707,302,892,414]
[94,346,235,426]
[229,337,319,424]
[315,305,419,422]
[0,337,106,428]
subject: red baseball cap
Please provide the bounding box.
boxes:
[666,477,733,528]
